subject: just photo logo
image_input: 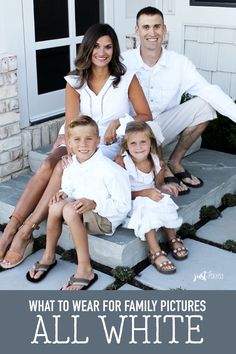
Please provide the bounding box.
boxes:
[193,270,224,282]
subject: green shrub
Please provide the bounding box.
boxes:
[177,223,196,238]
[200,205,221,223]
[221,193,236,207]
[111,266,135,282]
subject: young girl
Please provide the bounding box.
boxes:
[116,121,188,274]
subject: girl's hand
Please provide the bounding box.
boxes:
[146,188,163,201]
[52,134,66,151]
[61,154,73,169]
[73,198,96,214]
[49,191,68,205]
[161,184,178,197]
[104,119,120,145]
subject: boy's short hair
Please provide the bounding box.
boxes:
[67,115,99,137]
[136,6,164,24]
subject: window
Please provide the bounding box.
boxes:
[190,0,236,7]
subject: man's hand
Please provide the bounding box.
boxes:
[103,119,120,145]
[73,198,96,214]
[49,191,68,205]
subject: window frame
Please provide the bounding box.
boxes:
[190,0,236,7]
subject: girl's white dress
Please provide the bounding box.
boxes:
[123,152,182,240]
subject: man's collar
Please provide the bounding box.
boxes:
[137,46,168,68]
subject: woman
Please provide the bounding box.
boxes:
[0,23,152,269]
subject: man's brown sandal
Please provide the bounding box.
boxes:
[148,250,176,274]
[169,237,188,260]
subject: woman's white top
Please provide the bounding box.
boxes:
[123,152,182,240]
[59,72,135,159]
[61,149,131,235]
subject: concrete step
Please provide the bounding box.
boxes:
[0,148,236,268]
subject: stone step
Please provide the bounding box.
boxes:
[0,148,235,268]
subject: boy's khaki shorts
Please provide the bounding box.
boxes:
[82,211,112,235]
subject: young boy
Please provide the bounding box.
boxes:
[26,115,131,290]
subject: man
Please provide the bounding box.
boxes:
[122,6,236,195]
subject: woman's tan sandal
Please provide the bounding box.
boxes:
[169,237,188,260]
[148,250,176,274]
[9,212,24,226]
[0,239,34,269]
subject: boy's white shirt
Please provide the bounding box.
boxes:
[61,149,131,234]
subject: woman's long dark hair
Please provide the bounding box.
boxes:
[71,23,126,88]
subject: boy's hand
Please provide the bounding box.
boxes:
[161,184,178,197]
[73,198,97,214]
[49,191,68,205]
[146,188,164,201]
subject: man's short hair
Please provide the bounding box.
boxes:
[67,115,99,137]
[136,6,164,25]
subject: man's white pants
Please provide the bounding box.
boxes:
[148,97,217,146]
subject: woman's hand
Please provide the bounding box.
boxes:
[103,119,120,145]
[61,154,73,169]
[73,198,96,214]
[52,134,66,151]
[49,191,68,205]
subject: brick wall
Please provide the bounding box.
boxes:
[0,53,64,182]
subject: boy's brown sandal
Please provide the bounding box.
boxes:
[148,250,176,274]
[169,237,188,260]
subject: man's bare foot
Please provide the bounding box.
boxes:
[164,165,189,195]
[168,162,203,188]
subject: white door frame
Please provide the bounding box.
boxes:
[22,0,85,123]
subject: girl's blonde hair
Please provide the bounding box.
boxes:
[120,121,162,170]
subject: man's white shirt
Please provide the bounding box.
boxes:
[122,46,236,122]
